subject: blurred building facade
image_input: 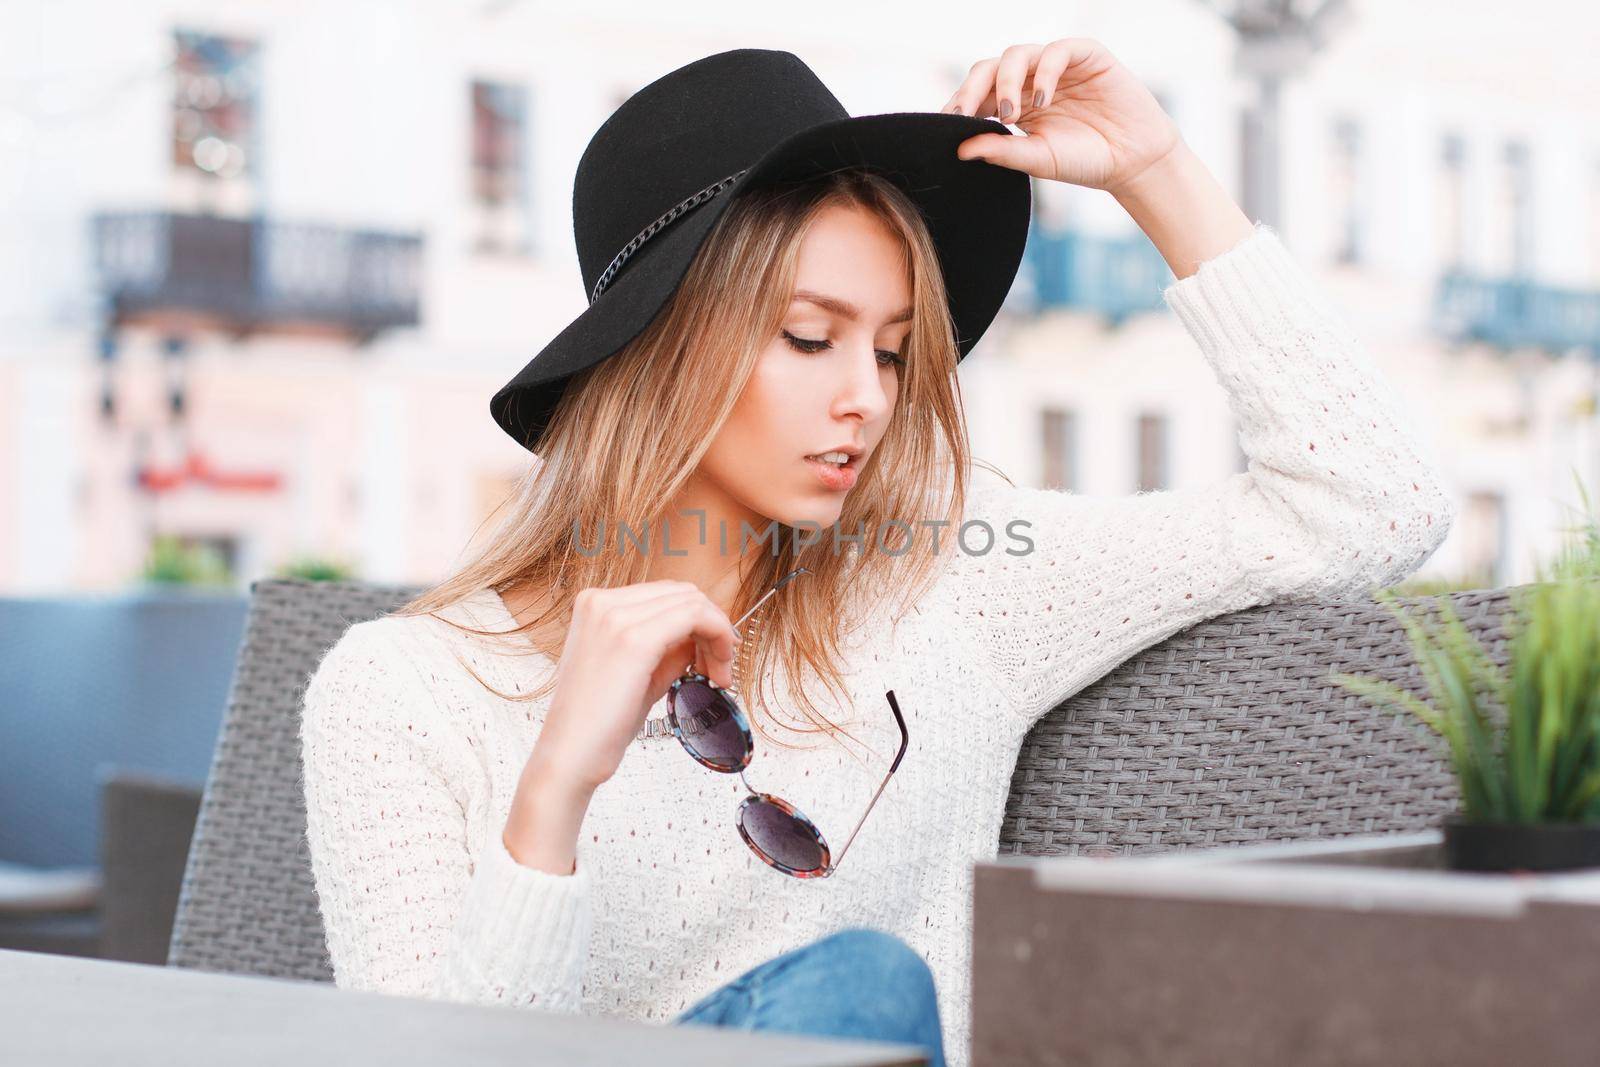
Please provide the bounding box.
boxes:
[967,1,1600,587]
[1,0,1597,593]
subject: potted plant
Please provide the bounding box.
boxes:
[274,555,356,582]
[1335,494,1600,873]
[139,534,233,588]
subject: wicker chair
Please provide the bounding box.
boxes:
[167,579,1506,981]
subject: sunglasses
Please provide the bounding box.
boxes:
[665,566,908,879]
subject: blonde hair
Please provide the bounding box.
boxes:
[394,168,1006,752]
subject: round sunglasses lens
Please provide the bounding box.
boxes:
[670,679,747,771]
[739,797,825,873]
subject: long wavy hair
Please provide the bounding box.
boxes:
[392,167,1007,752]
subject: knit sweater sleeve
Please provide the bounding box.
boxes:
[299,619,593,1010]
[949,222,1455,729]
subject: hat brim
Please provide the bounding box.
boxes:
[490,112,1032,452]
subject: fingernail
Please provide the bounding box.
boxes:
[1032,89,1045,108]
[998,99,1013,120]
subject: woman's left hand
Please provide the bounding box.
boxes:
[944,38,1183,194]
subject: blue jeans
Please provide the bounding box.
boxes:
[672,927,946,1066]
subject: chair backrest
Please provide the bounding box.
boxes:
[169,578,1513,981]
[166,578,421,980]
[99,769,204,965]
[998,587,1513,857]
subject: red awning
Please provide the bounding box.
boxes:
[136,448,283,493]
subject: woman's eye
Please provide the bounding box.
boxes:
[781,330,831,353]
[783,330,905,368]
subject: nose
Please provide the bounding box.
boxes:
[828,341,895,424]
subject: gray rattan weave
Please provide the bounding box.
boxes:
[166,579,424,981]
[167,579,1511,982]
[999,587,1510,856]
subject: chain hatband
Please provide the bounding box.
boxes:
[588,168,750,304]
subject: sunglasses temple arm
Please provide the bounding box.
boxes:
[732,588,776,633]
[732,567,809,632]
[830,768,893,872]
[685,589,775,675]
[831,690,908,874]
[684,567,812,673]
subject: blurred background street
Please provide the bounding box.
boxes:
[3,0,1598,596]
[3,0,1600,591]
[3,0,1600,954]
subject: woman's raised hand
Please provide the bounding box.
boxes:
[944,38,1183,195]
[526,580,742,798]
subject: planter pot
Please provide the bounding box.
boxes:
[1443,815,1600,872]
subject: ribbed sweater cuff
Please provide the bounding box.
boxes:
[1161,222,1334,355]
[438,827,594,1008]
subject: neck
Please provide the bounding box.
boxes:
[641,468,767,620]
[498,471,777,640]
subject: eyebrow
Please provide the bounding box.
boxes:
[792,289,914,325]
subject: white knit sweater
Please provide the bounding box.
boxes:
[299,223,1453,1067]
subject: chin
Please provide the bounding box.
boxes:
[768,496,845,533]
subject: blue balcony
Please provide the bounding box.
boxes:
[1018,224,1174,325]
[1433,273,1600,356]
[93,211,423,343]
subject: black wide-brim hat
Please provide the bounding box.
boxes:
[490,47,1032,454]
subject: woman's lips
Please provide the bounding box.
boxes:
[804,453,859,491]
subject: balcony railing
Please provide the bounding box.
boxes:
[1433,273,1600,356]
[92,212,423,341]
[1018,225,1173,324]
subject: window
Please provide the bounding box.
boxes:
[1330,116,1364,265]
[1135,412,1169,492]
[1497,140,1534,279]
[1040,407,1079,491]
[171,29,260,210]
[470,79,532,254]
[1436,132,1467,272]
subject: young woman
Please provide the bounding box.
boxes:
[299,42,1452,1067]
